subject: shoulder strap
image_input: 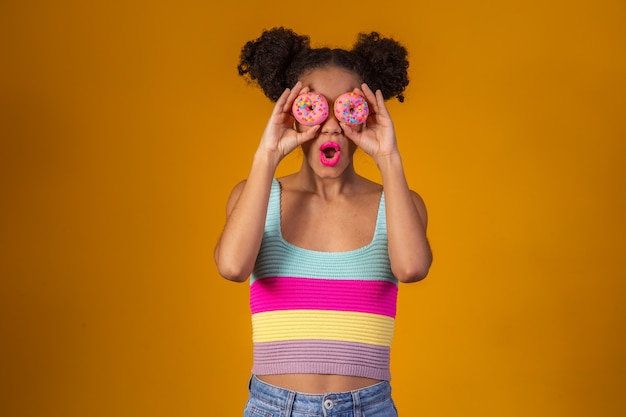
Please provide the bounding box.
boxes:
[264,178,281,233]
[372,191,387,241]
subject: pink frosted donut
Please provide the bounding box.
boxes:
[334,92,369,125]
[292,92,329,126]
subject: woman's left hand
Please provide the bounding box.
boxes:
[341,83,399,163]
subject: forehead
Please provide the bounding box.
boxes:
[299,67,362,100]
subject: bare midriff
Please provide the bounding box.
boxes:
[257,374,382,394]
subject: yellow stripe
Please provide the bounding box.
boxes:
[252,310,395,346]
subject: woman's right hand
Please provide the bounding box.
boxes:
[216,82,319,282]
[256,81,320,164]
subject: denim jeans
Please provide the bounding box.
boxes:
[244,375,399,417]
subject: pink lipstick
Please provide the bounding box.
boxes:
[320,142,341,167]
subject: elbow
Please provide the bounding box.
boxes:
[393,256,432,284]
[214,250,252,283]
[217,265,250,282]
[395,266,429,283]
[216,262,251,283]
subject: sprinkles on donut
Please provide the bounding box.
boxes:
[292,92,329,126]
[334,92,369,125]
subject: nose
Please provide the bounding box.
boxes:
[320,112,342,135]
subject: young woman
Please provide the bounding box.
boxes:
[215,27,432,417]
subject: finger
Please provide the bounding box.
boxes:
[340,122,360,144]
[360,83,379,113]
[281,81,303,113]
[297,124,320,145]
[373,88,391,119]
[361,86,382,120]
[375,88,385,105]
[354,85,373,108]
[361,82,374,97]
[274,87,293,115]
[352,86,372,115]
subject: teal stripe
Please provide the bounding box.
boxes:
[251,179,397,284]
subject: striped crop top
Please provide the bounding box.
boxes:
[250,178,398,381]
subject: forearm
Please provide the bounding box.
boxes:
[214,151,279,281]
[378,152,432,282]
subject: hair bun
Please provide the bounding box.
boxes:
[237,27,310,101]
[353,32,409,102]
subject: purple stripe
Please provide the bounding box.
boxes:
[250,277,398,317]
[252,340,391,381]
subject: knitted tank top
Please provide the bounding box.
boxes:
[250,178,398,381]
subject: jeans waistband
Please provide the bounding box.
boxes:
[248,375,392,414]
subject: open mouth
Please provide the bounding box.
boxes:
[319,142,341,167]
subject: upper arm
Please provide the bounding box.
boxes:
[224,179,248,219]
[214,179,247,261]
[411,190,428,231]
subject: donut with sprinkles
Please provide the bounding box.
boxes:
[292,92,329,126]
[334,92,369,125]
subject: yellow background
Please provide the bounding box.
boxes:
[1,0,625,416]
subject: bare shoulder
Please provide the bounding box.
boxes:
[350,179,384,214]
[361,177,384,194]
[344,175,382,197]
[225,179,247,216]
[274,173,299,190]
[409,189,429,227]
[409,189,426,206]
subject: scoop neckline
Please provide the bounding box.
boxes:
[274,178,384,255]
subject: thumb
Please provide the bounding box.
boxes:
[340,122,360,144]
[297,124,321,145]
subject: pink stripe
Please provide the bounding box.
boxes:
[250,277,397,317]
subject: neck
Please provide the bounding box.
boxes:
[292,163,361,199]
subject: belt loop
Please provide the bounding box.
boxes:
[352,389,361,417]
[284,390,296,417]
